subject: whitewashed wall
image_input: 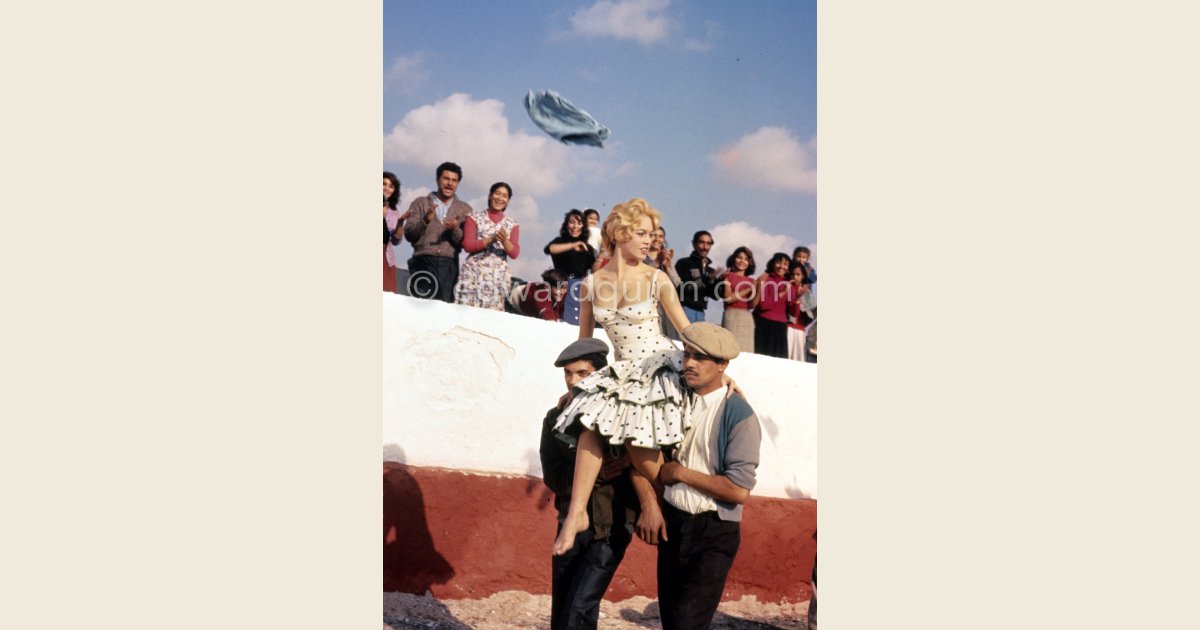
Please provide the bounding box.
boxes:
[383,293,817,499]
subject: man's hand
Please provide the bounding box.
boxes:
[659,461,687,486]
[598,450,630,481]
[425,209,436,223]
[636,501,668,545]
[443,217,459,231]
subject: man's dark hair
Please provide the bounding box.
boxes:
[793,245,811,257]
[692,230,713,245]
[577,352,608,371]
[541,268,569,287]
[436,162,463,180]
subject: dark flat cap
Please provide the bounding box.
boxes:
[554,338,610,367]
[680,322,740,361]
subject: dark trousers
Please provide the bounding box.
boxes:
[551,525,631,630]
[754,314,789,358]
[657,504,740,630]
[407,255,458,303]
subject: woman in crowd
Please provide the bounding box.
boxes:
[544,209,596,325]
[583,208,603,255]
[644,225,681,340]
[786,261,813,361]
[455,182,520,311]
[549,198,738,556]
[382,172,405,293]
[752,252,795,359]
[720,246,757,354]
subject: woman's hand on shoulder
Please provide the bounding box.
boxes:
[721,374,744,400]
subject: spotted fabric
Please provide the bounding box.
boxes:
[454,210,517,310]
[554,273,689,449]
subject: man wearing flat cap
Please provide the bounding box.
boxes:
[539,338,665,630]
[657,323,763,630]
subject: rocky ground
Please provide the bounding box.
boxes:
[383,591,810,629]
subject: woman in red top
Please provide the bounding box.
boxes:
[455,182,520,310]
[751,252,795,359]
[720,246,757,354]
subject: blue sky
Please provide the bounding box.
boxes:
[384,0,817,315]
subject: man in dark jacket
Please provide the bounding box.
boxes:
[674,230,721,323]
[540,338,665,630]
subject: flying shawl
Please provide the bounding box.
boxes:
[524,89,611,148]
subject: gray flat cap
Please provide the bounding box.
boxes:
[554,338,610,367]
[680,322,740,361]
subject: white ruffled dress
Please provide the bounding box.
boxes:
[553,274,689,449]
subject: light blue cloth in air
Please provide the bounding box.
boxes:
[524,89,611,148]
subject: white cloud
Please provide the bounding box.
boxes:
[383,93,581,199]
[682,19,719,52]
[385,52,430,94]
[570,0,672,46]
[708,221,798,273]
[711,127,818,194]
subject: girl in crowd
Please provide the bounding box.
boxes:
[752,252,795,359]
[550,198,736,556]
[583,208,603,255]
[382,172,405,293]
[645,225,681,340]
[720,246,757,354]
[786,261,813,361]
[455,182,520,310]
[544,209,597,325]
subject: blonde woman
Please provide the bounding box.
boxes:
[550,198,735,556]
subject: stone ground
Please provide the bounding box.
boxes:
[383,591,810,629]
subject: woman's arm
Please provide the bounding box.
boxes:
[577,277,596,339]
[657,271,693,335]
[461,216,485,253]
[546,240,587,255]
[749,274,766,310]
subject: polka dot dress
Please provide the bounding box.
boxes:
[554,274,689,449]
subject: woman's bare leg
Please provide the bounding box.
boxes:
[627,444,666,496]
[552,428,604,556]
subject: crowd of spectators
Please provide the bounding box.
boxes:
[383,164,817,362]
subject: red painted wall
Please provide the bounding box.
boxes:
[384,463,816,603]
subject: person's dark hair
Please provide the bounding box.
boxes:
[488,181,512,208]
[692,230,713,245]
[383,171,400,210]
[541,268,568,287]
[583,208,600,222]
[793,245,811,257]
[577,352,608,371]
[559,209,590,242]
[726,246,757,276]
[436,162,463,180]
[767,252,791,277]
[789,260,811,285]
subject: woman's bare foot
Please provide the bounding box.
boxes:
[552,510,590,556]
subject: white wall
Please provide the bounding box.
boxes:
[383,293,817,500]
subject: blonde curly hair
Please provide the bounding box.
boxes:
[601,198,662,254]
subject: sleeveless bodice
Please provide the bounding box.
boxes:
[593,298,678,363]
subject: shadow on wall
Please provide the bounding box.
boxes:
[384,449,455,593]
